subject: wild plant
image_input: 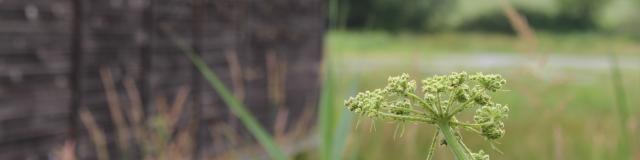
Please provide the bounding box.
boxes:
[344,72,509,160]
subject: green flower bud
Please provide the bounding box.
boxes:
[344,89,385,118]
[474,93,491,106]
[385,73,416,94]
[474,104,509,122]
[424,93,437,104]
[390,99,411,116]
[447,71,468,88]
[474,104,509,140]
[472,150,490,160]
[471,73,506,92]
[480,122,505,140]
[454,85,470,103]
[421,75,447,93]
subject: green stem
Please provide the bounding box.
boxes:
[447,96,476,118]
[425,131,439,160]
[446,89,457,113]
[438,121,472,160]
[406,92,437,115]
[436,93,443,115]
[376,112,435,123]
[448,89,485,118]
[451,120,493,127]
[386,106,427,115]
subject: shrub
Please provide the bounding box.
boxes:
[555,0,609,31]
[457,6,555,34]
[334,0,455,32]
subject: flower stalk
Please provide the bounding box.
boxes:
[438,121,472,160]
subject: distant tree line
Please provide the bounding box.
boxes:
[329,0,453,32]
[329,0,612,33]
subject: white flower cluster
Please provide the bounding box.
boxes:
[344,72,509,160]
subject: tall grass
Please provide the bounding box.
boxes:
[318,60,337,160]
[78,108,109,160]
[172,37,287,159]
[73,68,194,160]
[324,70,358,160]
[181,52,353,159]
[170,30,352,159]
[609,53,631,159]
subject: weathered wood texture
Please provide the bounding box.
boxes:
[0,0,324,158]
[0,0,72,159]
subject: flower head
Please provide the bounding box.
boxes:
[390,99,412,116]
[345,72,509,160]
[385,73,416,94]
[447,71,468,88]
[344,89,385,118]
[474,104,509,140]
[454,85,470,103]
[471,73,506,92]
[422,75,447,93]
[472,150,490,160]
[473,93,492,106]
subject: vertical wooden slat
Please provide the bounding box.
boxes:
[191,0,204,158]
[69,0,84,141]
[141,0,155,118]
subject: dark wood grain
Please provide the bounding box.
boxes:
[0,0,324,158]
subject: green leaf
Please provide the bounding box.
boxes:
[171,32,287,160]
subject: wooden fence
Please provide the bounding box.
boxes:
[0,0,324,158]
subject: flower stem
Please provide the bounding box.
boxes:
[425,130,439,160]
[438,121,471,160]
[405,92,437,115]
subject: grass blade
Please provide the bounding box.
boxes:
[318,61,336,160]
[330,108,352,160]
[329,79,359,160]
[610,53,630,159]
[170,32,287,160]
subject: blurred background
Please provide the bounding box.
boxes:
[326,0,640,159]
[0,0,638,159]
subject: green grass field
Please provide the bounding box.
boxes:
[324,30,640,159]
[329,66,639,159]
[327,31,640,56]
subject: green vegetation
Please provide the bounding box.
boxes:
[344,72,509,160]
[329,64,639,159]
[329,0,453,32]
[177,32,354,160]
[327,31,640,56]
[175,0,640,158]
[319,59,356,160]
[176,34,288,160]
[555,0,609,30]
[172,30,640,159]
[330,0,638,33]
[179,30,639,159]
[609,54,631,159]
